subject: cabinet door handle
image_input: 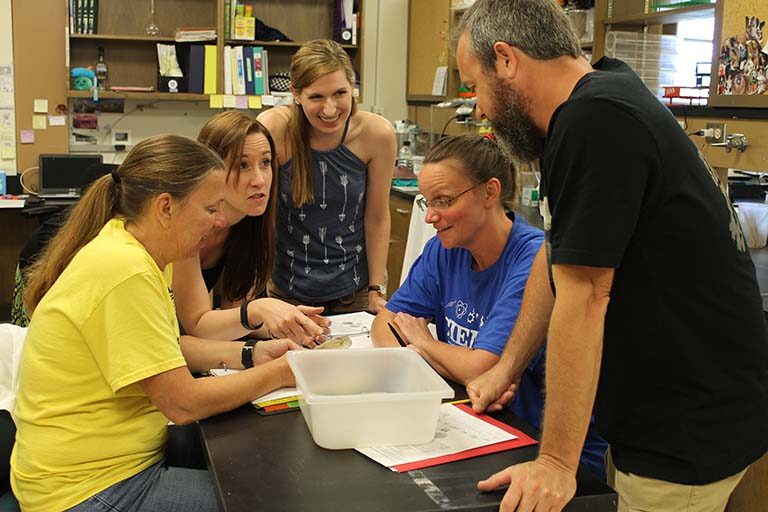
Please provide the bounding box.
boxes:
[396,208,410,215]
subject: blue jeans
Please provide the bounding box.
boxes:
[66,460,220,512]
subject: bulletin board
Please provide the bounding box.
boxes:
[11,0,69,180]
[709,0,768,106]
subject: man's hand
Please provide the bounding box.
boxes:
[466,363,519,413]
[478,457,577,512]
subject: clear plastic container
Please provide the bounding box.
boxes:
[287,348,455,449]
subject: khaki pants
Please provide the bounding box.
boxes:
[606,448,747,512]
[267,280,370,315]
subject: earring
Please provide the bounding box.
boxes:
[295,99,300,105]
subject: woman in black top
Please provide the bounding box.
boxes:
[173,111,329,345]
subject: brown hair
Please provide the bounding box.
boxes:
[424,134,518,209]
[24,134,225,313]
[289,39,357,207]
[197,111,278,302]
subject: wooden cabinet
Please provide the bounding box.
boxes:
[407,0,454,101]
[386,192,414,299]
[66,0,365,101]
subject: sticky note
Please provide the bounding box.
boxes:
[20,130,34,143]
[33,115,47,130]
[235,96,248,109]
[33,99,48,113]
[1,146,15,159]
[248,96,262,109]
[223,95,236,108]
[209,95,224,108]
[48,115,66,126]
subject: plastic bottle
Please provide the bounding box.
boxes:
[95,47,109,91]
[520,170,539,208]
[397,140,414,174]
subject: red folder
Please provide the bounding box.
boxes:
[390,405,539,473]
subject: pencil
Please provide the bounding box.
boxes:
[448,398,471,405]
[387,322,408,348]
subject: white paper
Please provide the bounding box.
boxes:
[357,404,516,468]
[48,115,66,126]
[343,0,354,28]
[327,311,373,336]
[209,368,298,403]
[0,199,24,208]
[431,66,448,96]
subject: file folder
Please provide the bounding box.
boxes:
[203,45,217,95]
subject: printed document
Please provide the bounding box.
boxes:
[357,404,517,467]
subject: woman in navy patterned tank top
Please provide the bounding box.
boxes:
[259,40,396,315]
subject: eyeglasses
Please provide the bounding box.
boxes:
[415,181,486,212]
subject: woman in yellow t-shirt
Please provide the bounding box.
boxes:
[12,135,298,512]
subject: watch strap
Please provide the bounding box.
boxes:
[367,285,384,294]
[241,339,257,369]
[240,299,263,331]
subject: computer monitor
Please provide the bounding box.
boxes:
[37,154,105,198]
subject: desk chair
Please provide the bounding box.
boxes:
[0,411,19,511]
[11,210,68,327]
[0,324,24,512]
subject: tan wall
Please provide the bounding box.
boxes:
[679,116,768,172]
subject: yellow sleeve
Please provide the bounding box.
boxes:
[81,271,186,392]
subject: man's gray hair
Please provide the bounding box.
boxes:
[455,0,582,71]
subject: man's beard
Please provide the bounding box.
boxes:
[488,75,544,165]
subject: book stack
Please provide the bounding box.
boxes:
[70,0,98,34]
[172,44,217,94]
[224,45,269,96]
[174,27,217,42]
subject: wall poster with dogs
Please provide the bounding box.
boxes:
[710,0,768,106]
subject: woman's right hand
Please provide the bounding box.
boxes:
[252,298,331,346]
[251,338,302,365]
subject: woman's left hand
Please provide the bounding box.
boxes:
[251,339,303,366]
[367,291,387,314]
[393,312,433,348]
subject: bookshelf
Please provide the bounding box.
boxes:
[66,0,365,101]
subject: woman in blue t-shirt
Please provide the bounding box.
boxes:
[372,134,607,479]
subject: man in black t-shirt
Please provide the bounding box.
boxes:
[455,1,768,511]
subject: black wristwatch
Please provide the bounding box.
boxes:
[240,299,263,331]
[241,339,257,369]
[368,285,385,295]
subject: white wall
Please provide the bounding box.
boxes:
[0,0,17,175]
[360,0,408,121]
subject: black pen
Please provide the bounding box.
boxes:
[387,322,408,348]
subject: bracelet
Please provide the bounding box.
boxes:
[241,339,257,369]
[240,299,263,331]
